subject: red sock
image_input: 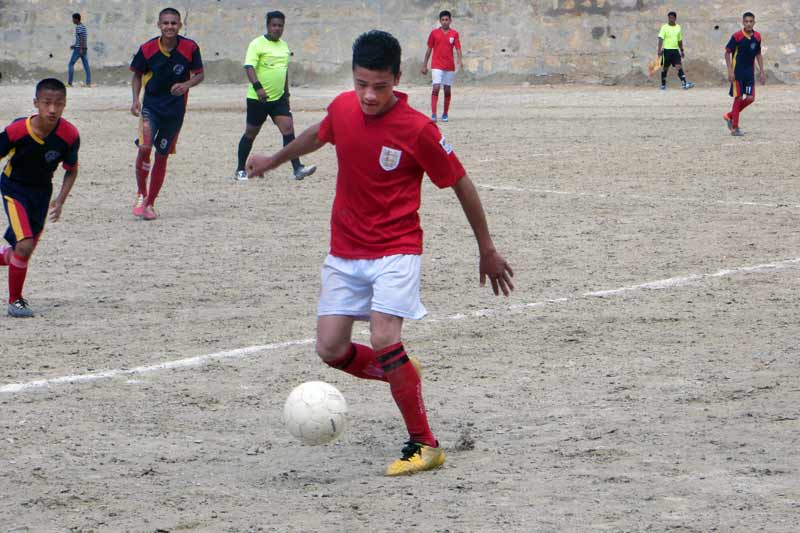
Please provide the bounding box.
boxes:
[377,343,436,447]
[146,154,168,207]
[326,343,388,382]
[431,93,439,116]
[740,97,754,112]
[135,148,151,196]
[731,97,744,129]
[8,252,28,303]
[443,94,451,115]
[0,245,11,266]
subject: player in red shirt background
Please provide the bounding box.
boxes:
[0,79,80,317]
[421,10,462,122]
[247,30,513,476]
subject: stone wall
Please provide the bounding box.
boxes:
[0,0,798,85]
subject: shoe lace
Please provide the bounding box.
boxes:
[14,297,29,309]
[135,195,146,208]
[399,441,422,461]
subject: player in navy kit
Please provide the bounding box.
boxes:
[130,7,204,220]
[723,12,765,136]
[0,79,80,317]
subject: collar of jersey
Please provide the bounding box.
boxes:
[158,37,177,56]
[26,116,48,145]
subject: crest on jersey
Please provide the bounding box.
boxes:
[750,42,757,50]
[439,135,453,155]
[449,36,455,44]
[44,150,61,163]
[379,146,402,171]
[173,64,186,76]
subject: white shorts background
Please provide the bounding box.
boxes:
[317,254,427,320]
[431,69,456,86]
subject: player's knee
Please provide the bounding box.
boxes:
[432,84,441,94]
[14,239,35,258]
[745,95,755,103]
[443,87,452,96]
[369,331,401,352]
[137,145,152,156]
[315,337,345,362]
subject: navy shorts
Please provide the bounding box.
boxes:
[246,96,292,128]
[1,177,52,247]
[730,78,755,99]
[136,106,184,155]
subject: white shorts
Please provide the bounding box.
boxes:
[317,254,427,321]
[431,69,456,86]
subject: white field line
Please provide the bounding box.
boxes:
[2,257,800,396]
[476,183,800,209]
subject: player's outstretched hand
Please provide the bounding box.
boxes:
[479,249,514,296]
[246,154,276,178]
[48,200,64,223]
[421,66,428,75]
[760,71,767,85]
[131,100,141,117]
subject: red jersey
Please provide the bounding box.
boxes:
[317,91,466,259]
[427,28,461,71]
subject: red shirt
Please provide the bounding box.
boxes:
[317,91,466,259]
[427,28,461,71]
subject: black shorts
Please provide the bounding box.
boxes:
[730,78,755,98]
[662,49,682,68]
[136,106,184,155]
[246,96,292,127]
[1,177,51,247]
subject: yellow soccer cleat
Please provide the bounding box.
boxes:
[386,441,445,476]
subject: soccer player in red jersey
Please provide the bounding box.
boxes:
[247,31,513,476]
[0,79,80,318]
[421,10,462,122]
[724,11,765,136]
[130,7,204,220]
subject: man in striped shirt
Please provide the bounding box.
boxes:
[68,13,91,87]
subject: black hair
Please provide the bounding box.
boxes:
[668,11,677,18]
[72,13,81,21]
[352,30,401,76]
[439,10,452,19]
[159,7,181,20]
[36,78,67,97]
[743,11,755,19]
[266,10,286,24]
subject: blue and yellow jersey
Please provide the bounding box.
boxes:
[726,30,762,80]
[130,35,203,118]
[0,117,80,190]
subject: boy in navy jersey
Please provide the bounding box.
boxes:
[0,79,80,317]
[130,7,204,220]
[248,31,513,476]
[723,12,765,136]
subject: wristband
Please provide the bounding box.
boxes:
[252,81,263,91]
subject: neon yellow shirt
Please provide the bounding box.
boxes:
[658,24,682,50]
[244,36,290,101]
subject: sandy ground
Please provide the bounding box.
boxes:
[1,82,799,532]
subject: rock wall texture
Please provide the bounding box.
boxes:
[0,0,798,85]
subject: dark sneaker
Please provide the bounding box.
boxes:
[234,170,249,181]
[731,128,745,137]
[293,165,317,181]
[660,85,666,91]
[441,114,449,122]
[8,298,34,318]
[385,441,445,476]
[683,81,695,90]
[723,113,734,132]
[431,114,437,122]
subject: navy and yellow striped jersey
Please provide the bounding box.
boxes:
[130,35,203,119]
[0,117,80,190]
[726,30,762,81]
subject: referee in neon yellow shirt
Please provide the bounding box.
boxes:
[657,11,694,91]
[234,11,315,181]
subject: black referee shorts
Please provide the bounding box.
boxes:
[246,96,292,127]
[662,49,682,69]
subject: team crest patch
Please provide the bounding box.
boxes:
[449,37,455,44]
[379,146,402,171]
[173,64,185,76]
[44,150,61,163]
[439,135,453,155]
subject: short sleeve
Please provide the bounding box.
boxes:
[427,31,435,48]
[62,135,80,170]
[130,47,147,73]
[658,26,666,40]
[0,129,9,159]
[191,44,203,72]
[317,112,335,145]
[413,123,465,189]
[725,36,736,52]
[677,28,682,41]
[244,39,259,67]
[454,32,462,50]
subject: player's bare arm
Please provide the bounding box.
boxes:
[725,50,734,82]
[49,167,79,222]
[457,48,463,71]
[757,53,766,84]
[245,66,268,102]
[171,71,204,96]
[247,121,325,177]
[130,71,143,116]
[451,175,514,296]
[679,39,684,57]
[421,47,432,75]
[657,37,663,57]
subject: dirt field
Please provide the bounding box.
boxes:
[1,82,799,533]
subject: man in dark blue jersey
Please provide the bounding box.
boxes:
[723,12,766,136]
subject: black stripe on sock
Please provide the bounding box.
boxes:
[377,345,405,363]
[381,355,410,374]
